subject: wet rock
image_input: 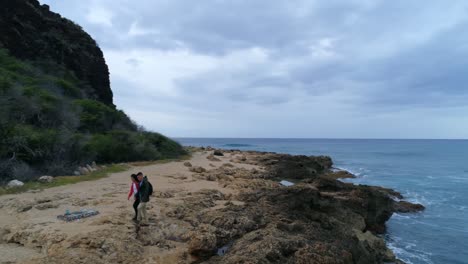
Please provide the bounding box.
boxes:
[267,154,333,180]
[323,170,356,180]
[183,161,192,167]
[394,201,425,213]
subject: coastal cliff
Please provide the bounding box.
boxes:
[0,0,185,183]
[0,149,424,263]
[0,0,112,105]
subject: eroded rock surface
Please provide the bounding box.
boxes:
[180,149,424,263]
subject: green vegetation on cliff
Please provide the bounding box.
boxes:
[0,49,186,183]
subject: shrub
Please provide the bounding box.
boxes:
[85,131,159,163]
[55,78,82,97]
[74,99,138,132]
[0,76,12,92]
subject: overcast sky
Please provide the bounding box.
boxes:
[41,0,468,139]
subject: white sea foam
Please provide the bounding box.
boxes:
[387,239,434,264]
[403,191,433,206]
[392,213,416,220]
[455,205,467,211]
[447,175,468,182]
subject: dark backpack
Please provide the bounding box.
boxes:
[148,181,153,196]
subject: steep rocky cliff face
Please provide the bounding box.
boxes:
[0,0,113,105]
[0,0,186,183]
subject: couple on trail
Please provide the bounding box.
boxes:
[128,172,153,225]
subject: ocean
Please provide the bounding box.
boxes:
[175,138,468,264]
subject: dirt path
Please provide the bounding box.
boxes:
[0,151,259,264]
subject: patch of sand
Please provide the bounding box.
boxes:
[0,151,259,263]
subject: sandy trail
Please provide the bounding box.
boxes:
[0,151,258,264]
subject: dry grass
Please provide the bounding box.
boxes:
[128,155,191,166]
[0,164,129,196]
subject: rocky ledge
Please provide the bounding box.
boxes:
[186,147,424,263]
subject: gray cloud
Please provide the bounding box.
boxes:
[40,0,468,138]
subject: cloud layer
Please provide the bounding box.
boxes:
[41,0,468,138]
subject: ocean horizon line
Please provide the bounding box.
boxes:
[173,137,468,141]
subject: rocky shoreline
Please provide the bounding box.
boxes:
[0,148,424,263]
[184,147,424,263]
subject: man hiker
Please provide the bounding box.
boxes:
[136,172,151,225]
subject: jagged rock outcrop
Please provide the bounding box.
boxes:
[179,149,424,263]
[0,0,113,105]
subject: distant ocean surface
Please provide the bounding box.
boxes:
[175,138,468,264]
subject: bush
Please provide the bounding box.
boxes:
[56,78,82,97]
[0,76,12,92]
[86,131,158,163]
[84,130,186,164]
[74,99,137,132]
[141,131,187,158]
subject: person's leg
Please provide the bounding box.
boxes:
[139,202,148,224]
[137,202,143,222]
[133,199,140,220]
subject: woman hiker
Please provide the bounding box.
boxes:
[128,174,140,221]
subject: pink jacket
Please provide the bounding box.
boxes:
[128,182,139,200]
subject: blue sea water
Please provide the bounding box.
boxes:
[175,138,468,264]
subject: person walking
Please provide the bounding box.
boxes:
[136,172,150,225]
[128,174,140,221]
